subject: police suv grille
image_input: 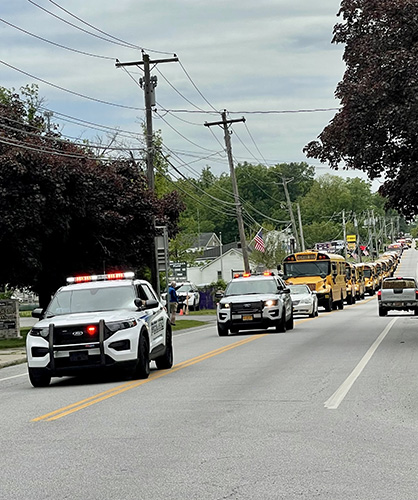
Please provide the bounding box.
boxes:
[231,301,262,314]
[53,325,100,345]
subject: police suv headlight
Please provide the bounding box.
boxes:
[264,299,278,308]
[107,319,137,333]
[220,303,230,309]
[30,327,49,338]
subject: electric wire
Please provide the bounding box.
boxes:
[1,60,143,111]
[0,121,145,152]
[45,0,174,55]
[0,18,114,60]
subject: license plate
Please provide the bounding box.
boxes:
[70,351,88,362]
[242,315,253,321]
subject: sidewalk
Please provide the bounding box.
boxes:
[0,348,27,369]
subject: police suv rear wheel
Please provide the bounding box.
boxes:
[28,368,51,388]
[134,333,150,379]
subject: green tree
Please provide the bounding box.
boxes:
[304,0,418,220]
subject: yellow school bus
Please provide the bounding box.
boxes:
[282,251,347,312]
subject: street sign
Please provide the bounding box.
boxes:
[346,234,356,243]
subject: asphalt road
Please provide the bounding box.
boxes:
[1,249,418,500]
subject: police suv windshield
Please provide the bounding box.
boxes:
[45,286,136,317]
[224,278,278,296]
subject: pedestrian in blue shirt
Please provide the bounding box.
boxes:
[168,281,179,325]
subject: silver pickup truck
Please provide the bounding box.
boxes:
[377,276,418,316]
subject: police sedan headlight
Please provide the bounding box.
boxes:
[30,327,49,338]
[106,319,137,333]
[264,299,278,307]
[300,297,312,304]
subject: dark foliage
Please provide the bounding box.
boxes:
[0,89,183,306]
[304,0,418,219]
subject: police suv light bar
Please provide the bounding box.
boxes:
[66,271,135,284]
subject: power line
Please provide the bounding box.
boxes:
[1,60,142,111]
[0,18,115,60]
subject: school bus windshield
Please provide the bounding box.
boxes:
[283,261,330,278]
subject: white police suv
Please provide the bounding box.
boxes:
[217,272,294,336]
[27,272,173,387]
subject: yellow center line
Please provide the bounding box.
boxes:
[32,333,267,422]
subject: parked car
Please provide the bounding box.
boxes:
[175,282,200,311]
[288,284,318,318]
[161,282,201,311]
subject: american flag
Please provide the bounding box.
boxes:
[254,229,265,252]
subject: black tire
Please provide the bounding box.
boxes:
[217,323,229,336]
[309,307,316,318]
[378,307,387,317]
[286,311,294,330]
[155,325,173,370]
[276,310,287,333]
[338,298,344,310]
[346,294,353,305]
[324,295,332,312]
[315,305,319,317]
[133,333,150,379]
[28,368,51,388]
[195,301,200,312]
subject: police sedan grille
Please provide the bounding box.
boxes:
[231,301,262,314]
[53,325,100,345]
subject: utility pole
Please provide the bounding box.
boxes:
[342,210,348,259]
[354,213,362,262]
[296,203,305,251]
[204,111,250,272]
[367,209,374,258]
[116,53,178,296]
[282,177,300,251]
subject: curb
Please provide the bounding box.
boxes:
[0,357,27,369]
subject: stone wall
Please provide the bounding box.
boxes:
[0,299,21,339]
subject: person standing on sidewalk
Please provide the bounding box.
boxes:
[168,281,179,326]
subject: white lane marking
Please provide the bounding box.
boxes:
[324,317,398,409]
[0,372,27,382]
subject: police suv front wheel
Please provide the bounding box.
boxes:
[155,325,173,370]
[133,332,150,379]
[217,323,229,336]
[28,368,51,388]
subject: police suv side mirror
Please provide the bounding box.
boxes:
[32,308,44,319]
[135,298,159,310]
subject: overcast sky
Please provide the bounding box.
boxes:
[1,1,373,189]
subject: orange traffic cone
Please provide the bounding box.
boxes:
[179,308,184,316]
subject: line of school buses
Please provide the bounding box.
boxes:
[280,246,405,312]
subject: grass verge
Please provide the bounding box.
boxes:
[186,309,216,316]
[0,329,30,349]
[172,320,207,331]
